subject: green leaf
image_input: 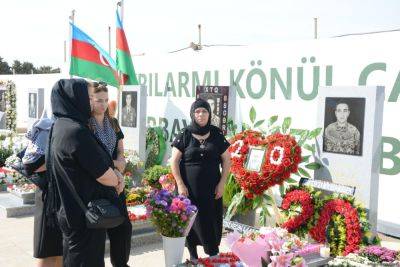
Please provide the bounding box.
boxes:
[249,106,256,123]
[301,155,311,163]
[252,195,263,209]
[305,162,321,170]
[297,167,311,178]
[303,144,315,153]
[253,119,265,128]
[286,178,297,184]
[242,123,250,131]
[262,193,273,203]
[297,130,309,147]
[289,128,304,136]
[269,126,281,134]
[282,117,292,133]
[268,115,278,127]
[307,128,322,140]
[225,191,244,220]
[279,185,285,196]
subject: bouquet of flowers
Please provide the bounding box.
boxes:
[124,150,143,175]
[358,245,399,265]
[179,253,242,267]
[145,189,197,237]
[159,173,176,192]
[225,227,305,267]
[126,186,151,206]
[127,205,149,222]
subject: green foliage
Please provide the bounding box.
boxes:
[142,165,170,189]
[0,147,13,167]
[145,127,167,169]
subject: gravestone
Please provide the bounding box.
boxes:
[119,85,147,162]
[314,86,385,232]
[196,85,236,135]
[27,88,44,126]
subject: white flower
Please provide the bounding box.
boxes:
[269,146,284,165]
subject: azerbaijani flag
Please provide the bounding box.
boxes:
[70,23,119,87]
[116,11,139,85]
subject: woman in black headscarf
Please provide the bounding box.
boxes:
[45,79,122,267]
[170,98,231,260]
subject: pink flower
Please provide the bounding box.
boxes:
[269,253,294,267]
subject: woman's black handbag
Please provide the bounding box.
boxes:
[62,172,124,229]
[85,199,124,229]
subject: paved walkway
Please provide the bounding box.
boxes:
[0,216,399,266]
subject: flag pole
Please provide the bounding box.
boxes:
[116,0,124,119]
[68,9,75,78]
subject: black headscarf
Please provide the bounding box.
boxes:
[45,78,90,226]
[186,98,212,135]
[51,79,91,123]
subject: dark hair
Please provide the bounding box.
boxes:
[335,100,350,111]
[89,82,121,133]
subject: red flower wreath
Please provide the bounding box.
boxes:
[281,188,315,233]
[309,198,362,255]
[229,131,302,198]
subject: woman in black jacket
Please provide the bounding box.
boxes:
[46,79,122,267]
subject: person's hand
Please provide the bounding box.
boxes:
[116,180,125,194]
[177,182,188,197]
[215,182,225,199]
[113,160,126,173]
[114,169,125,194]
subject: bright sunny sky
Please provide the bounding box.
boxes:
[1,0,400,68]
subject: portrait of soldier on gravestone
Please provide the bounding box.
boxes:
[28,93,37,118]
[121,91,137,128]
[323,97,365,156]
[199,92,222,128]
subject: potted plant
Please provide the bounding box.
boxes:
[145,189,197,267]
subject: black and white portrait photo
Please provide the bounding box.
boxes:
[323,97,365,156]
[199,92,222,128]
[28,93,37,118]
[121,91,137,128]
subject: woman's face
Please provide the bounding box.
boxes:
[91,91,109,115]
[194,107,209,127]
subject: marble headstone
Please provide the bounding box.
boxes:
[314,86,385,232]
[119,85,147,162]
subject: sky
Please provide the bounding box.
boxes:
[0,0,399,68]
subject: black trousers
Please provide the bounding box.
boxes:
[33,189,63,258]
[58,216,106,267]
[107,193,133,267]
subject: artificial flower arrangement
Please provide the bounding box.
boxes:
[145,126,167,169]
[328,245,400,266]
[179,252,242,267]
[127,204,148,222]
[126,186,151,206]
[123,150,143,189]
[0,80,17,132]
[281,185,378,256]
[224,107,322,224]
[158,173,176,192]
[280,186,323,238]
[225,227,308,267]
[145,189,197,237]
